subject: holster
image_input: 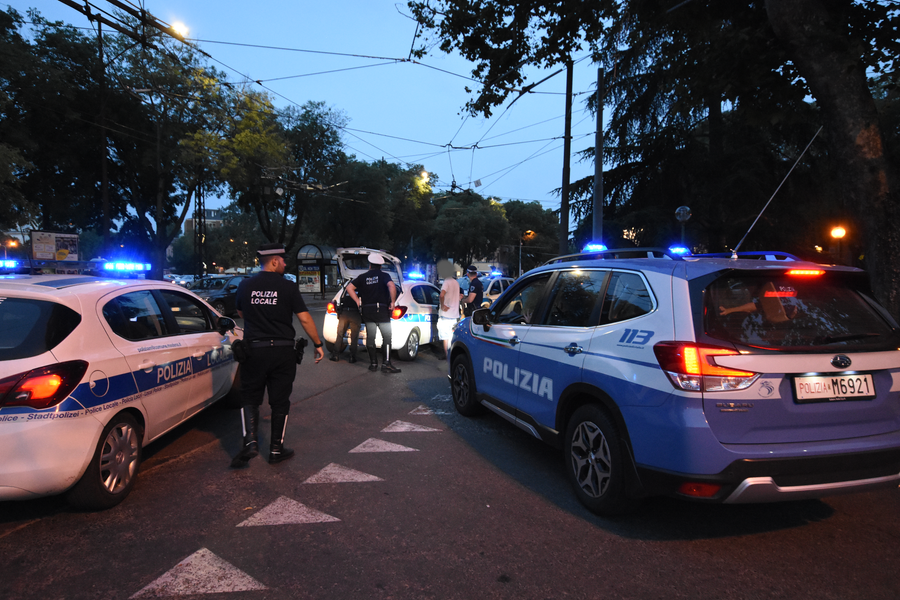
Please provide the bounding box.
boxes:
[232,339,250,364]
[294,338,308,364]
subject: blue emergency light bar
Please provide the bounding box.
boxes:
[583,243,608,253]
[407,271,425,280]
[490,270,503,277]
[103,262,152,272]
[1,260,17,269]
[667,245,692,256]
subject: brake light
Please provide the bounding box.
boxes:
[653,342,759,392]
[786,269,824,276]
[391,306,408,320]
[326,302,336,314]
[0,361,88,409]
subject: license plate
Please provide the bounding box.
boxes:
[793,374,876,403]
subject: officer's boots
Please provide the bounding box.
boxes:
[367,348,379,372]
[269,413,295,464]
[381,344,402,374]
[230,405,259,468]
[348,350,358,364]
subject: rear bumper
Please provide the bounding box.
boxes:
[636,446,900,503]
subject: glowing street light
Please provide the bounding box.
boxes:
[831,226,847,264]
[3,239,17,259]
[171,22,189,39]
[519,230,535,277]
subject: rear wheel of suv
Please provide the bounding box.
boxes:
[564,404,631,515]
[213,300,227,316]
[450,355,483,416]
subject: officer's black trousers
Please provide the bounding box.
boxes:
[240,346,297,415]
[363,319,392,350]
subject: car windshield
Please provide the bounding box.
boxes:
[704,273,899,350]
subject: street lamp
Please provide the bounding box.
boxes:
[519,230,535,277]
[4,239,18,259]
[831,226,846,263]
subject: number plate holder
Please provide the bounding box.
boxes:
[792,373,876,404]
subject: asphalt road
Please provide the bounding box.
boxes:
[2,307,900,599]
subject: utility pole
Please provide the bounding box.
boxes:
[592,68,604,244]
[559,61,573,256]
[97,20,110,256]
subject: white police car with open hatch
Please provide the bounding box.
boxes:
[448,248,900,515]
[323,247,441,361]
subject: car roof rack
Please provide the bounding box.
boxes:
[691,251,800,261]
[543,247,684,265]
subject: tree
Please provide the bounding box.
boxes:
[431,191,510,266]
[502,200,557,274]
[409,0,900,317]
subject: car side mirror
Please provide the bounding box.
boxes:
[217,316,236,334]
[472,308,491,331]
[226,284,237,291]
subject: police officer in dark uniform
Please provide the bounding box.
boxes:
[463,265,484,316]
[346,253,401,373]
[330,287,361,363]
[230,243,324,468]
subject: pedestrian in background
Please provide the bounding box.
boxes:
[330,287,361,363]
[230,243,324,468]
[346,253,401,373]
[463,265,484,317]
[437,260,461,360]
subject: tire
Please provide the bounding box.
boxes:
[214,301,227,316]
[563,404,632,515]
[67,413,143,510]
[397,329,420,361]
[450,354,483,416]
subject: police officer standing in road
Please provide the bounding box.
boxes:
[463,265,484,316]
[346,253,401,373]
[230,243,324,468]
[330,287,361,363]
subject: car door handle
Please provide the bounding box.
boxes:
[508,336,520,346]
[563,344,583,355]
[139,361,156,373]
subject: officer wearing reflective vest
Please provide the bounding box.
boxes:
[230,243,324,468]
[346,253,401,373]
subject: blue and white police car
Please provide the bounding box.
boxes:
[448,248,900,515]
[0,274,241,509]
[323,247,441,361]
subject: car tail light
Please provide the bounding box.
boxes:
[391,306,408,320]
[0,360,88,409]
[786,269,824,276]
[653,342,759,392]
[326,302,337,314]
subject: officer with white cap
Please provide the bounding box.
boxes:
[230,243,324,468]
[346,253,401,373]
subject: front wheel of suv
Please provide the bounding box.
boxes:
[564,404,632,516]
[450,355,483,416]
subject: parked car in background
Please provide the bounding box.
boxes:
[190,275,249,317]
[0,274,241,508]
[481,276,515,307]
[323,247,441,361]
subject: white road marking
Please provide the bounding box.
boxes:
[381,420,442,432]
[130,548,266,598]
[304,463,384,484]
[432,393,452,402]
[349,438,419,453]
[237,496,341,527]
[409,405,433,415]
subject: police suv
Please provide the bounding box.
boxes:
[448,248,900,515]
[0,275,241,508]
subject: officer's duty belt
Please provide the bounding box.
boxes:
[247,339,295,348]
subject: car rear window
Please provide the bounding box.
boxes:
[704,273,898,350]
[0,297,81,360]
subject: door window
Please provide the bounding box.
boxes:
[544,270,607,327]
[102,291,168,341]
[601,272,653,324]
[157,290,215,334]
[492,275,551,324]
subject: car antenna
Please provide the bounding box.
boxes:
[730,125,823,259]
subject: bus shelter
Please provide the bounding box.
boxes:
[295,244,339,299]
